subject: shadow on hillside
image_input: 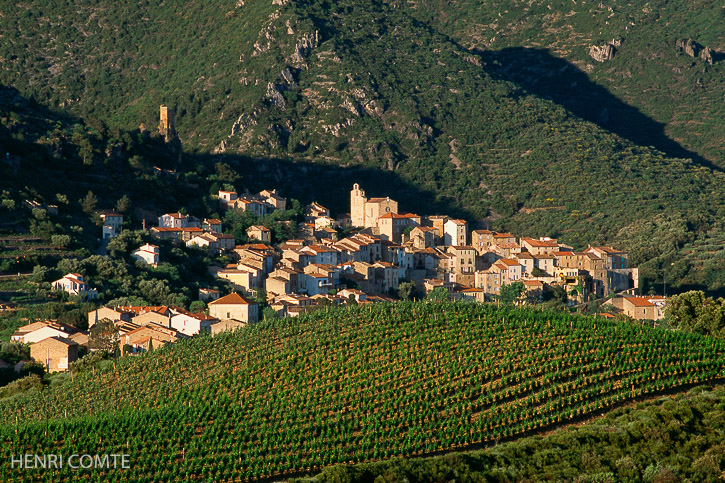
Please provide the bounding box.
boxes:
[471,47,721,172]
[183,151,473,220]
[0,83,473,222]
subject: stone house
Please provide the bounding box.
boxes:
[377,213,417,244]
[492,233,516,246]
[208,232,236,252]
[612,296,663,321]
[475,270,501,295]
[446,246,476,285]
[455,287,485,303]
[13,321,77,344]
[259,189,287,211]
[210,318,247,335]
[121,324,185,354]
[30,337,78,372]
[302,272,333,296]
[158,213,189,228]
[266,276,292,297]
[443,219,467,246]
[492,259,523,282]
[520,237,559,255]
[409,226,437,249]
[424,215,448,240]
[218,190,238,209]
[373,261,399,292]
[514,252,535,276]
[87,307,133,329]
[554,251,578,269]
[132,308,173,328]
[202,218,223,233]
[247,225,271,244]
[169,311,218,336]
[198,288,220,302]
[471,230,495,255]
[585,246,628,270]
[187,233,220,252]
[314,216,336,230]
[208,293,258,323]
[306,202,330,220]
[533,254,556,276]
[300,244,340,266]
[217,267,258,292]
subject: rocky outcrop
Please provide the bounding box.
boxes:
[291,31,320,64]
[676,38,700,58]
[676,39,715,64]
[699,46,714,65]
[230,113,257,137]
[589,38,623,62]
[266,82,286,109]
[589,43,615,62]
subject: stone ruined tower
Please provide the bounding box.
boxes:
[158,105,176,142]
[350,183,367,228]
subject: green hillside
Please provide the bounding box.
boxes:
[1,302,724,481]
[402,0,725,167]
[1,0,725,294]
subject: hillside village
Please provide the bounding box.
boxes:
[5,179,672,374]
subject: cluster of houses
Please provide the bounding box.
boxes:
[36,182,665,372]
[196,184,644,319]
[8,293,257,372]
[149,213,235,253]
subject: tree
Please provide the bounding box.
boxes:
[30,265,50,283]
[116,195,131,214]
[89,318,120,355]
[397,281,417,300]
[189,301,206,313]
[51,234,71,248]
[81,191,98,215]
[531,267,547,277]
[666,291,725,338]
[499,282,525,305]
[58,308,89,330]
[215,162,241,184]
[0,341,31,365]
[253,288,267,307]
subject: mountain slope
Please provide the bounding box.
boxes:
[399,0,725,166]
[1,302,724,481]
[2,0,725,293]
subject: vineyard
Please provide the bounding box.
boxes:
[1,301,724,482]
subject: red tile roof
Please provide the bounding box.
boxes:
[209,293,255,305]
[625,297,655,307]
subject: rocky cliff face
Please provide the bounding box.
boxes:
[676,38,715,64]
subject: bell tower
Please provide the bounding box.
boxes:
[350,183,367,228]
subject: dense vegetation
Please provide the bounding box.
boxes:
[1,301,724,481]
[303,385,725,482]
[666,290,725,339]
[1,1,724,295]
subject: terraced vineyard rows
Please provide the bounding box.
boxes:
[1,302,724,482]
